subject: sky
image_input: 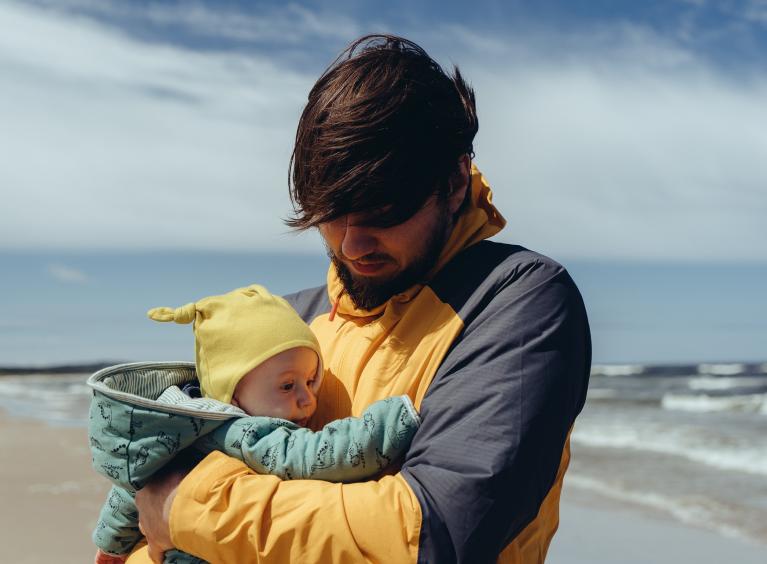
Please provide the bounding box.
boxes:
[1,0,766,262]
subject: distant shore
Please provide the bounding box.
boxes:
[0,362,120,376]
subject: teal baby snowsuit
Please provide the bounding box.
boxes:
[88,361,420,563]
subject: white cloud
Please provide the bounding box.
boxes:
[25,0,361,44]
[420,23,767,262]
[47,264,88,283]
[0,0,322,252]
[1,2,765,262]
[472,62,767,262]
[143,2,361,44]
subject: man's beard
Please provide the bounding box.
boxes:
[329,208,452,311]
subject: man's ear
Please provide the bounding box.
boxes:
[447,153,471,215]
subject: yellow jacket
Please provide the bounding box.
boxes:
[128,166,591,563]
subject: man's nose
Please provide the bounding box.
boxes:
[340,221,377,261]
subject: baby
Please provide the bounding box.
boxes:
[89,285,420,564]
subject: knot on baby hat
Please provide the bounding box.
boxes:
[147,302,197,324]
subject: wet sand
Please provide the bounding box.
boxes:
[548,487,767,563]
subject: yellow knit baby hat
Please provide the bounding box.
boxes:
[148,284,323,404]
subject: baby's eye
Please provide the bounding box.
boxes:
[280,381,295,392]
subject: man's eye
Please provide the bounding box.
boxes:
[357,212,398,228]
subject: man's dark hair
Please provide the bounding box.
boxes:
[286,34,478,230]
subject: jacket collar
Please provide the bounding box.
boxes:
[326,164,507,318]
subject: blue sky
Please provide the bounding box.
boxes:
[2,0,766,262]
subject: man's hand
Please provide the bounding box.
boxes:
[135,467,185,563]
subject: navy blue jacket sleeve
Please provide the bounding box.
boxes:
[401,252,591,563]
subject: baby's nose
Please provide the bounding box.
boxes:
[297,387,316,408]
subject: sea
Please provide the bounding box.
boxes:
[1,251,766,543]
[570,362,767,544]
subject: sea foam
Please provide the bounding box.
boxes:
[591,364,645,377]
[565,473,748,541]
[698,363,746,376]
[662,392,767,414]
[687,376,765,391]
[573,424,767,477]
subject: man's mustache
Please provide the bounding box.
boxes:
[330,250,395,264]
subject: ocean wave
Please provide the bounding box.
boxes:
[698,363,747,376]
[661,392,767,414]
[591,364,646,377]
[572,425,767,476]
[688,376,767,392]
[590,362,767,379]
[0,375,90,426]
[565,473,748,540]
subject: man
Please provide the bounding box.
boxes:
[133,34,591,563]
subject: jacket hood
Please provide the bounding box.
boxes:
[326,164,507,318]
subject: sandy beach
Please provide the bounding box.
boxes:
[548,486,767,563]
[0,412,111,564]
[1,406,766,563]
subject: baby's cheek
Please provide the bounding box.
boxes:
[270,398,293,420]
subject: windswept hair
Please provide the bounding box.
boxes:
[286,34,478,230]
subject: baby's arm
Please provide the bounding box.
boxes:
[94,485,206,564]
[201,395,420,481]
[92,486,141,558]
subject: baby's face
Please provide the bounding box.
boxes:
[231,346,319,426]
